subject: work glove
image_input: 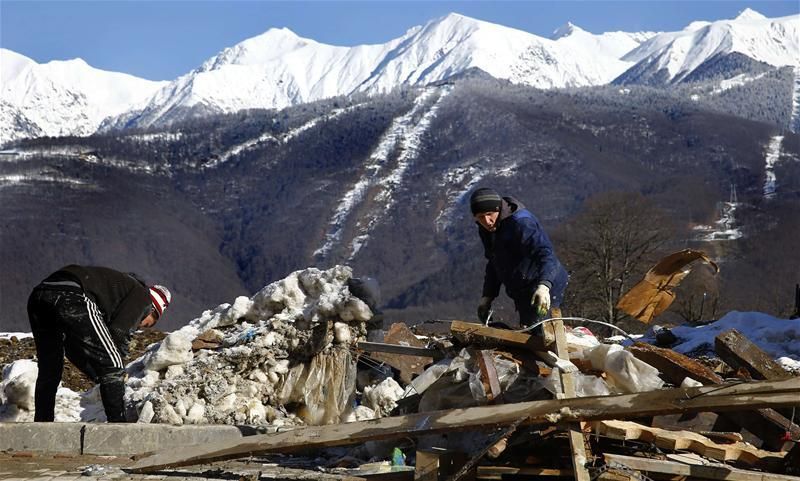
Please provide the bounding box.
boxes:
[531,284,551,319]
[477,296,494,323]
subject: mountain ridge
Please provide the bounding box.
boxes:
[5,8,796,145]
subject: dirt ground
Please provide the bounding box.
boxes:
[0,330,167,391]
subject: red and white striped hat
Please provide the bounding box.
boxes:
[148,285,171,318]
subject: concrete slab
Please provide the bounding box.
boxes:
[81,424,249,455]
[0,423,82,454]
[0,423,279,456]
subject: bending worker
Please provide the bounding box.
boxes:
[470,187,568,334]
[27,264,171,422]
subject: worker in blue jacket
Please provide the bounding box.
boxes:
[470,187,568,333]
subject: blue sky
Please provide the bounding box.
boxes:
[1,1,798,81]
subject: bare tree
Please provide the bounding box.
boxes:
[556,191,677,326]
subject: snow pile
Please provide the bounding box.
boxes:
[0,265,375,425]
[127,265,372,425]
[639,311,800,372]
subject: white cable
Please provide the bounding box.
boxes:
[517,316,636,342]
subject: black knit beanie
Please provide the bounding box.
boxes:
[470,188,502,215]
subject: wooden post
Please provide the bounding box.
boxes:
[552,319,591,481]
[715,329,792,381]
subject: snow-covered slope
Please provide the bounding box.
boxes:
[0,49,166,145]
[617,8,799,84]
[108,13,652,129]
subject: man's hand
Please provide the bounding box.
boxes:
[477,296,494,323]
[531,284,550,319]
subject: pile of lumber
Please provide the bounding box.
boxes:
[128,320,800,481]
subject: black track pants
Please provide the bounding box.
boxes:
[27,286,127,422]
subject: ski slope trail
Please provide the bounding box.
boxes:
[763,135,784,199]
[791,66,800,133]
[207,104,365,169]
[313,86,451,261]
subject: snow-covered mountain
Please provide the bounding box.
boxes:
[0,49,166,145]
[616,8,799,85]
[2,9,797,141]
[105,13,653,129]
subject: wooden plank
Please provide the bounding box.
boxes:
[594,420,785,467]
[604,453,797,481]
[450,321,547,352]
[358,342,441,360]
[715,329,792,381]
[629,342,722,385]
[552,319,591,481]
[127,377,800,473]
[630,340,800,451]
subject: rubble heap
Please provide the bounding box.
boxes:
[127,265,373,425]
[128,315,800,479]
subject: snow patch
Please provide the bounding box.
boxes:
[763,135,783,198]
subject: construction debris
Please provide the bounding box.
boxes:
[2,264,800,481]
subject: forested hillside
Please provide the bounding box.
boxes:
[2,76,797,332]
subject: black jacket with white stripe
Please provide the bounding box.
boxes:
[43,265,151,348]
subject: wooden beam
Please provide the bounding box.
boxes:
[358,342,442,360]
[715,329,792,381]
[127,378,800,473]
[604,453,796,481]
[629,342,722,385]
[450,321,547,352]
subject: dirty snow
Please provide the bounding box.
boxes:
[0,332,32,340]
[0,265,375,425]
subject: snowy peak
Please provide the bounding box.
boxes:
[618,9,799,84]
[0,48,36,84]
[114,11,653,129]
[0,49,166,145]
[551,22,584,40]
[199,27,313,71]
[735,8,768,21]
